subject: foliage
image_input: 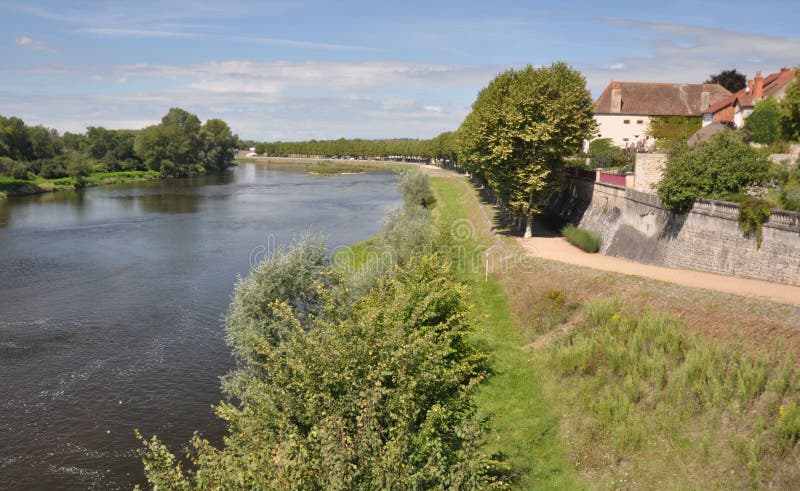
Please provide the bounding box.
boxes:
[647,115,702,150]
[457,62,595,225]
[738,198,772,248]
[657,131,771,213]
[778,190,800,211]
[779,73,800,141]
[561,224,601,253]
[248,133,458,162]
[705,69,747,93]
[138,248,506,489]
[397,168,436,208]
[587,138,634,170]
[746,97,783,144]
[0,109,239,184]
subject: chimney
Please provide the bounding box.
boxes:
[610,82,622,113]
[747,80,753,93]
[754,71,763,100]
[781,67,790,73]
[700,84,710,110]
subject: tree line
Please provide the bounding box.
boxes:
[248,131,460,162]
[0,108,239,181]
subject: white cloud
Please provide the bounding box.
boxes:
[15,36,57,52]
[586,19,800,94]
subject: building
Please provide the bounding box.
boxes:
[593,81,731,148]
[703,68,797,128]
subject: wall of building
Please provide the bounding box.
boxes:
[594,114,653,147]
[549,177,800,286]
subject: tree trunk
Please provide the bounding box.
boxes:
[523,216,533,238]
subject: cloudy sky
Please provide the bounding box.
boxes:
[1,0,798,141]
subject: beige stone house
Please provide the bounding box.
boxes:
[593,81,731,148]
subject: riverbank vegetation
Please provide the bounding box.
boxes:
[136,170,511,489]
[0,108,238,197]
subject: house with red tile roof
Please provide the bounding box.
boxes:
[593,81,731,148]
[702,68,797,129]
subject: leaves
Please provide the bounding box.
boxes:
[457,63,595,219]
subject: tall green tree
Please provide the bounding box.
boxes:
[134,108,211,176]
[458,62,595,237]
[705,69,747,93]
[779,74,800,141]
[199,119,237,171]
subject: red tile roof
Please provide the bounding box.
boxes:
[594,81,731,116]
[704,68,796,117]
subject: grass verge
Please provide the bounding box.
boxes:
[429,175,582,489]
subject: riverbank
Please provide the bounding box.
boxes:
[424,170,800,489]
[0,170,161,199]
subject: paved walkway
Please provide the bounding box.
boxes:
[518,236,800,307]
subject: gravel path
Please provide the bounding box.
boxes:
[518,235,800,307]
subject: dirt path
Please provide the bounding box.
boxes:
[518,235,800,307]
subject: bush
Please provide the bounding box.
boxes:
[658,132,771,213]
[0,156,16,176]
[398,169,436,208]
[746,98,783,144]
[138,250,506,490]
[779,74,800,141]
[561,224,601,253]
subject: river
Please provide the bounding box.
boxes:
[0,163,401,489]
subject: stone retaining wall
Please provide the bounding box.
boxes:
[550,177,800,286]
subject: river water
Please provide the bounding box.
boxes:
[0,163,401,489]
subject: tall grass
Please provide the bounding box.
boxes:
[546,299,800,488]
[561,224,601,253]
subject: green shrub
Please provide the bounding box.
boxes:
[658,131,771,213]
[746,98,783,144]
[561,223,601,253]
[779,190,800,211]
[398,169,436,208]
[738,198,772,248]
[778,402,800,447]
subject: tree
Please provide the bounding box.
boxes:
[458,62,596,237]
[779,73,800,141]
[705,69,747,93]
[199,118,237,172]
[0,116,34,161]
[657,131,770,213]
[134,108,204,176]
[745,97,783,144]
[27,125,62,160]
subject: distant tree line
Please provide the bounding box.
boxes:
[249,131,459,162]
[0,108,239,181]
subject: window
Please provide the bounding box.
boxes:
[623,119,631,124]
[637,120,644,124]
[623,138,630,142]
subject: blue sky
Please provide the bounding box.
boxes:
[1,0,798,140]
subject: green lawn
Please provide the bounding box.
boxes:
[429,176,581,489]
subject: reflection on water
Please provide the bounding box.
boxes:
[0,164,400,489]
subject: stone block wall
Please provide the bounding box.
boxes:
[550,177,800,286]
[633,153,667,193]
